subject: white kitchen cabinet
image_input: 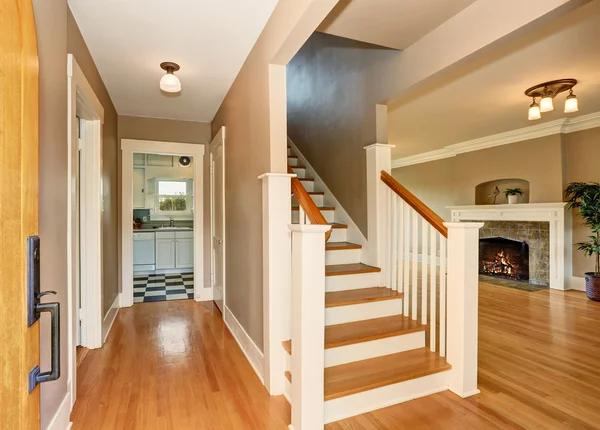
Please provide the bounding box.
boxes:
[133,168,145,209]
[155,232,176,269]
[175,238,194,269]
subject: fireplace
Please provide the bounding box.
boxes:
[479,237,529,281]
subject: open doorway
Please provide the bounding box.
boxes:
[131,152,196,303]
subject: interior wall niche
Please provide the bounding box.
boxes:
[475,178,530,205]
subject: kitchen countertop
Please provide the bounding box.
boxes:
[134,228,194,232]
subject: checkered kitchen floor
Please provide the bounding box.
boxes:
[133,273,194,303]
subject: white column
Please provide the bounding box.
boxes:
[259,172,295,396]
[444,221,483,398]
[289,224,330,430]
[363,143,395,284]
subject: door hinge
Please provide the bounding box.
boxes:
[78,138,83,151]
[78,308,84,321]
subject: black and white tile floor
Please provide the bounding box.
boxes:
[133,273,194,303]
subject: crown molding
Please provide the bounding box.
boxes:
[392,111,600,169]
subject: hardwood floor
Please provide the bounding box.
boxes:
[71,282,600,429]
[70,301,290,429]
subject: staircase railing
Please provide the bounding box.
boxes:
[289,165,332,241]
[380,170,483,398]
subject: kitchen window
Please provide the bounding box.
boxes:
[156,180,192,214]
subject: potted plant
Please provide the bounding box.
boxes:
[504,188,524,204]
[565,182,600,301]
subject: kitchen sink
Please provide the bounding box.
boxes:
[158,226,192,230]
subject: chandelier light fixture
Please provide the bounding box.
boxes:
[159,62,181,93]
[525,78,578,120]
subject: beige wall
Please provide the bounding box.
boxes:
[287,32,402,236]
[118,115,212,294]
[212,0,338,350]
[67,8,120,317]
[392,128,600,277]
[33,0,69,425]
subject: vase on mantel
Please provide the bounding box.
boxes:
[508,195,519,204]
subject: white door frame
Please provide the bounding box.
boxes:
[210,127,226,312]
[120,139,206,307]
[67,54,104,410]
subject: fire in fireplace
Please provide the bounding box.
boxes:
[479,237,529,281]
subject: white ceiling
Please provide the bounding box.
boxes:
[388,0,600,160]
[68,0,279,122]
[318,0,476,50]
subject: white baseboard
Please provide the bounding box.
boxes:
[196,286,213,302]
[102,293,120,343]
[45,392,72,430]
[569,276,586,291]
[224,306,264,384]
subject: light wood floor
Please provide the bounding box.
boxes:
[71,283,600,429]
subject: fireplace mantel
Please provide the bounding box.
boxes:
[447,203,572,290]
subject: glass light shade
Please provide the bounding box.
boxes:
[540,96,554,112]
[160,72,181,93]
[528,102,541,120]
[564,94,578,113]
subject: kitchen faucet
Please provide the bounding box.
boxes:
[170,218,175,227]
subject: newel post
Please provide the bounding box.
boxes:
[259,172,295,396]
[444,221,484,398]
[289,224,330,430]
[363,143,395,283]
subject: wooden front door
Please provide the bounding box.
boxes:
[0,0,41,428]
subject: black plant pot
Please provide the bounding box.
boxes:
[584,272,600,301]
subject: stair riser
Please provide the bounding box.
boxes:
[324,370,451,424]
[326,272,381,292]
[329,228,347,242]
[287,148,291,156]
[291,166,306,178]
[292,194,324,207]
[325,248,361,265]
[325,297,403,326]
[288,157,298,166]
[325,331,425,368]
[292,209,335,224]
[299,180,314,192]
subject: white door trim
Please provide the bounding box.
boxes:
[209,127,226,311]
[120,139,206,307]
[67,53,105,412]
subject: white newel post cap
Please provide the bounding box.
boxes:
[363,143,396,151]
[258,172,296,180]
[443,222,485,230]
[288,224,332,234]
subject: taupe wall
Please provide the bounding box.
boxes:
[392,128,600,277]
[67,9,120,317]
[118,116,212,293]
[33,0,69,426]
[287,32,401,236]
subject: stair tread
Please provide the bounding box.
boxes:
[292,206,335,211]
[325,314,427,349]
[308,191,324,195]
[325,287,403,308]
[291,165,306,169]
[325,263,381,276]
[299,177,314,182]
[324,347,451,401]
[326,241,362,251]
[330,223,348,229]
[288,155,298,158]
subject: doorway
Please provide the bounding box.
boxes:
[210,128,226,314]
[131,152,196,303]
[121,139,206,308]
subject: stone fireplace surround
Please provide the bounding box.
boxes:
[447,203,571,290]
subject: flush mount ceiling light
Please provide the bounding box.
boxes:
[524,78,578,120]
[160,62,181,93]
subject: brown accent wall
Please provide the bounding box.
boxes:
[33,0,68,426]
[392,128,600,278]
[287,32,402,236]
[118,115,212,293]
[67,8,120,317]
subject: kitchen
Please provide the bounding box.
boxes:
[132,152,195,303]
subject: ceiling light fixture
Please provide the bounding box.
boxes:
[524,79,578,120]
[160,62,181,93]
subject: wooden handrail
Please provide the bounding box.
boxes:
[380,170,448,238]
[289,166,332,241]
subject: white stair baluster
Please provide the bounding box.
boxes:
[403,204,410,317]
[429,226,437,352]
[440,235,447,358]
[421,216,428,326]
[390,193,398,291]
[411,209,418,320]
[397,199,404,296]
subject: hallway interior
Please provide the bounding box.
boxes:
[72,282,600,429]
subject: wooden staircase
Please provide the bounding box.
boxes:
[285,145,452,424]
